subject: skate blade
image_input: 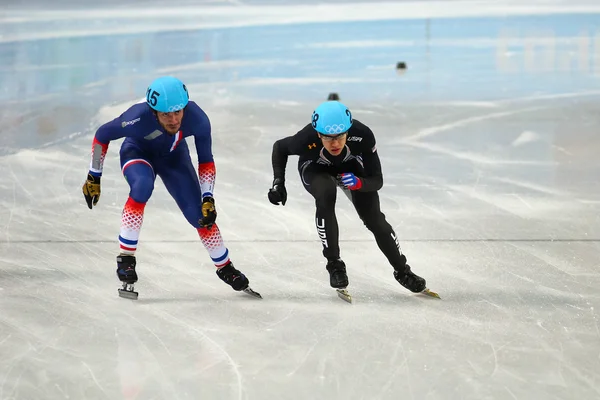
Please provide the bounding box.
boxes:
[118,283,138,300]
[118,288,139,300]
[336,289,353,303]
[243,287,262,299]
[421,288,440,299]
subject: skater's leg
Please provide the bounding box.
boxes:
[158,149,249,290]
[299,161,348,288]
[299,162,340,260]
[116,147,156,284]
[350,191,404,268]
[157,150,230,266]
[119,161,155,255]
[351,191,426,293]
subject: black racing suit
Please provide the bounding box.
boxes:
[271,119,408,273]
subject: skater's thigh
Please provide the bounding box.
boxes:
[120,144,156,203]
[157,151,203,227]
[298,161,337,200]
[351,190,383,220]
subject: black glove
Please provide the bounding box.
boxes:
[200,196,217,229]
[268,178,287,206]
[82,173,101,209]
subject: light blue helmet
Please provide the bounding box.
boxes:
[311,101,353,135]
[146,76,189,112]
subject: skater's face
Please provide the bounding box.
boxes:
[156,110,184,134]
[319,132,347,156]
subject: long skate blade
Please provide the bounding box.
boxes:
[243,287,262,299]
[118,288,139,300]
[421,288,440,299]
[336,289,353,303]
[118,283,138,300]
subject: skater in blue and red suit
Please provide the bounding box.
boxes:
[82,76,253,295]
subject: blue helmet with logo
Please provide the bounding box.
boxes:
[146,76,189,113]
[311,101,353,135]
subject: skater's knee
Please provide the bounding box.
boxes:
[315,195,336,211]
[183,206,203,228]
[312,175,337,208]
[129,179,154,203]
[361,212,387,231]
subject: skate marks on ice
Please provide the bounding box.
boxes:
[112,304,248,400]
[0,247,256,399]
[2,240,600,399]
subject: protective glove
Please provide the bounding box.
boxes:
[200,196,217,229]
[338,172,362,191]
[268,178,287,206]
[82,173,101,209]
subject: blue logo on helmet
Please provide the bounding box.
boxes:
[311,101,353,135]
[146,76,189,113]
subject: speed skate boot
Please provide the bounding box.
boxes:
[216,261,249,291]
[326,258,349,289]
[117,254,139,300]
[116,255,138,283]
[394,264,426,293]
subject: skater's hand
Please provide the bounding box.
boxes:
[338,173,362,191]
[268,178,287,206]
[200,196,217,229]
[82,173,101,209]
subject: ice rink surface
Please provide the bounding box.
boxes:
[1,0,600,399]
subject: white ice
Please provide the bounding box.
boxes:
[1,1,600,399]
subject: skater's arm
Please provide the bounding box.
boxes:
[355,128,383,192]
[271,137,292,182]
[269,127,310,206]
[83,111,136,209]
[197,158,216,199]
[189,105,216,198]
[271,128,307,182]
[357,151,383,191]
[89,118,127,177]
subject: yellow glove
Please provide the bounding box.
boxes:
[200,196,217,229]
[82,173,101,209]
